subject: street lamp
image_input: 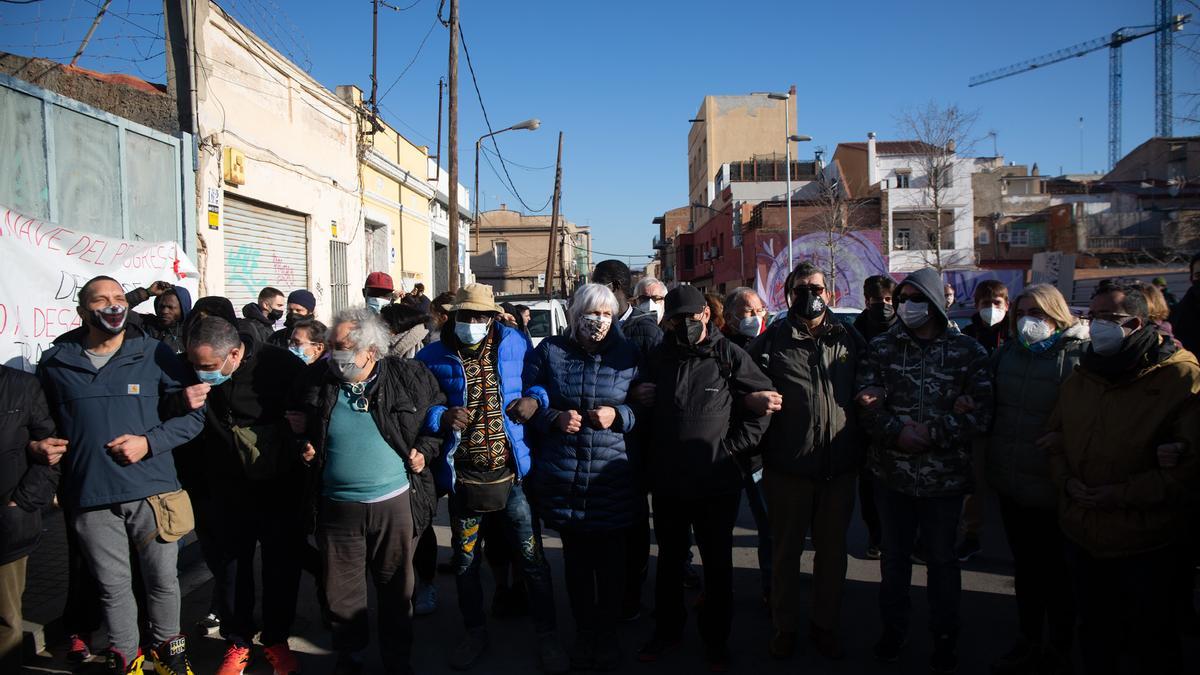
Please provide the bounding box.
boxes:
[767,92,812,270]
[473,118,541,239]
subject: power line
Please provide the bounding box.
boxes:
[377,11,441,104]
[0,0,48,4]
[380,0,422,10]
[79,0,160,38]
[481,145,554,170]
[458,20,552,214]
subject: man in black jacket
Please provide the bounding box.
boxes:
[747,262,867,661]
[241,287,285,344]
[851,274,895,560]
[633,285,773,670]
[183,317,308,675]
[0,366,60,673]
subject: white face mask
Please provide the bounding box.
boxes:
[980,307,1006,327]
[1017,316,1055,345]
[1089,319,1131,356]
[897,299,931,329]
[738,315,763,338]
[578,313,612,342]
[455,320,490,345]
[329,349,368,381]
[638,300,663,323]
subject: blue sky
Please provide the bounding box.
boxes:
[2,0,1196,268]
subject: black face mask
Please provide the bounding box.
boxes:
[284,312,301,329]
[672,318,704,346]
[789,289,827,321]
[868,302,896,324]
[267,308,284,323]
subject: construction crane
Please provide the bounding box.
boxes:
[969,1,1189,169]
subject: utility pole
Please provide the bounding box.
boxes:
[72,0,112,67]
[432,77,444,165]
[446,0,461,291]
[544,131,564,299]
[370,0,379,117]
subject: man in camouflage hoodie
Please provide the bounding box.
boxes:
[855,266,993,675]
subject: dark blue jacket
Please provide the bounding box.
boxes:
[523,331,639,531]
[37,326,204,509]
[619,305,662,359]
[416,323,534,494]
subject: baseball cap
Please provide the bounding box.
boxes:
[364,271,394,292]
[663,285,707,319]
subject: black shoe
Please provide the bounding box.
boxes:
[592,631,622,672]
[149,635,193,675]
[768,631,796,660]
[930,634,958,675]
[620,596,642,622]
[100,648,144,675]
[194,613,221,636]
[334,651,363,675]
[955,535,982,563]
[990,639,1037,675]
[636,635,681,663]
[704,645,729,672]
[809,623,845,660]
[873,632,907,663]
[568,631,596,671]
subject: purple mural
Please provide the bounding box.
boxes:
[754,230,889,311]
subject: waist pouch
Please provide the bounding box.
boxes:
[145,489,194,544]
[231,423,287,480]
[457,471,515,513]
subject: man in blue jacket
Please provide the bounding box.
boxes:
[37,276,204,675]
[416,283,566,674]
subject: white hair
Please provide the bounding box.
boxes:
[328,306,391,355]
[634,277,667,297]
[723,286,760,320]
[568,283,619,327]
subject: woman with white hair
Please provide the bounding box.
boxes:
[522,282,641,671]
[293,306,447,675]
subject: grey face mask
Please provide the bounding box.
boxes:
[329,349,367,381]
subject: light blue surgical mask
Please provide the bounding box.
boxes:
[289,345,314,364]
[195,355,231,386]
[365,297,388,314]
[455,320,490,346]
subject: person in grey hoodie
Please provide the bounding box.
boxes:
[37,276,204,675]
[855,266,993,675]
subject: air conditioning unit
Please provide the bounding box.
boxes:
[998,232,1012,243]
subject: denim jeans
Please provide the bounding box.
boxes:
[449,483,556,633]
[874,483,962,641]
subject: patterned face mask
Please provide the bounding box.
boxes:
[578,313,612,342]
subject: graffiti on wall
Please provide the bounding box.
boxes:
[755,230,889,311]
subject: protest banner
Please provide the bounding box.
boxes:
[0,206,200,370]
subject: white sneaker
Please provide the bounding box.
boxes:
[414,581,438,616]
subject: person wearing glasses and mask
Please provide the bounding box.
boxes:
[415,283,568,674]
[183,316,308,675]
[722,287,768,348]
[633,277,668,326]
[294,307,446,675]
[591,260,662,358]
[287,318,329,365]
[630,285,773,671]
[746,262,868,662]
[854,266,993,675]
[1043,281,1200,675]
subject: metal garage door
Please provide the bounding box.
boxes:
[223,196,308,311]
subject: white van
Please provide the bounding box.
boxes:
[523,299,568,347]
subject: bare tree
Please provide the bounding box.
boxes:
[813,166,870,304]
[894,102,980,272]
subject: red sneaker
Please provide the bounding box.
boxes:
[215,643,250,675]
[67,633,92,663]
[263,642,300,675]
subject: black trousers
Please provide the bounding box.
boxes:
[996,495,1074,649]
[651,492,740,649]
[1066,540,1180,675]
[209,477,304,646]
[858,468,882,546]
[319,492,416,675]
[560,528,628,635]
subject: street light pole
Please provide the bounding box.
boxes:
[473,118,540,252]
[769,90,813,274]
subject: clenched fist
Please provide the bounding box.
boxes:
[107,435,149,465]
[586,406,617,430]
[443,407,470,431]
[301,442,316,463]
[505,397,539,424]
[743,391,782,416]
[408,448,426,474]
[556,410,583,434]
[30,437,68,465]
[184,383,211,410]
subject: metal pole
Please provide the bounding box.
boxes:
[446,0,460,291]
[432,77,443,164]
[370,0,378,116]
[71,0,112,67]
[544,132,564,299]
[784,95,794,270]
[473,137,480,253]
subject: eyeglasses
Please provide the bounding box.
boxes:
[637,295,666,303]
[791,284,825,295]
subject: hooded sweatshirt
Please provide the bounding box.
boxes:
[124,286,193,353]
[856,267,994,497]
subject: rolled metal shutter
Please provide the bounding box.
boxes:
[223,196,308,310]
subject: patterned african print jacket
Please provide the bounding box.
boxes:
[417,323,535,494]
[857,319,994,497]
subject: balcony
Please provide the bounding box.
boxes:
[652,235,672,250]
[1086,235,1164,251]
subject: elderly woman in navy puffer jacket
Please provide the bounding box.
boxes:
[523,282,640,672]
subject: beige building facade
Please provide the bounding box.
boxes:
[688,92,794,227]
[473,206,591,297]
